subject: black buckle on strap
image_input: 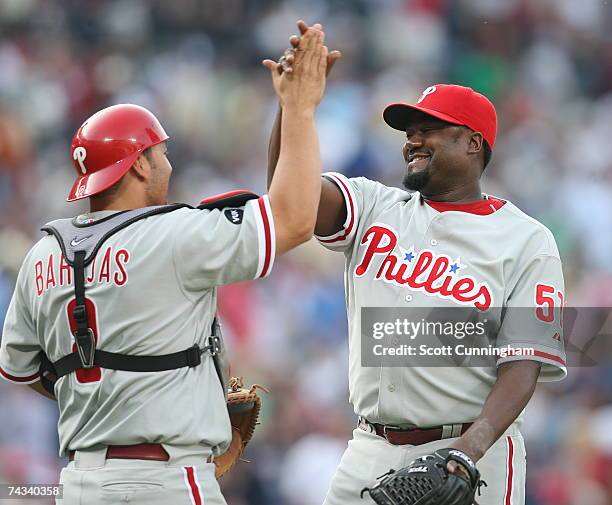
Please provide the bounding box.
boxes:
[74,328,96,368]
[73,304,87,325]
[204,336,221,356]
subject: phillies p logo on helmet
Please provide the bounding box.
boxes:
[73,147,88,174]
[417,86,437,104]
[67,104,169,202]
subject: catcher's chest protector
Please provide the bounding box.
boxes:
[41,204,229,393]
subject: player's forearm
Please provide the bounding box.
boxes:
[269,106,346,239]
[28,381,56,400]
[267,105,282,189]
[449,360,541,462]
[268,105,322,251]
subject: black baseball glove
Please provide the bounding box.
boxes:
[361,448,486,505]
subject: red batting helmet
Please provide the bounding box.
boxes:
[67,104,169,202]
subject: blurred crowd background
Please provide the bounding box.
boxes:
[0,0,611,504]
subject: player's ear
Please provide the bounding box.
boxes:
[131,152,151,181]
[467,131,483,156]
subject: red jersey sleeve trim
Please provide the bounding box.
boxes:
[496,349,566,367]
[316,172,358,244]
[532,350,566,366]
[0,366,40,384]
[254,196,275,278]
[496,346,567,381]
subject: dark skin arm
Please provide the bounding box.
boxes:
[267,21,346,237]
[28,381,56,400]
[447,360,541,476]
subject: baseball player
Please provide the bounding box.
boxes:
[0,27,329,505]
[268,22,566,505]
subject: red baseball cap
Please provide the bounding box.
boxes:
[383,84,498,148]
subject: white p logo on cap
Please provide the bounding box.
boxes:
[73,147,88,174]
[417,86,437,104]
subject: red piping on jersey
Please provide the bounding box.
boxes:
[199,189,253,204]
[319,174,356,243]
[505,436,514,505]
[533,350,566,366]
[497,350,566,367]
[425,197,506,215]
[0,367,40,383]
[258,197,273,277]
[184,466,202,505]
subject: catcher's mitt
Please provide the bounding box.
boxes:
[361,448,486,505]
[214,377,268,479]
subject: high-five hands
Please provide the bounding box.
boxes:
[262,25,329,110]
[277,20,342,77]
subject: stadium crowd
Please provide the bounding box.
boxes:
[0,0,611,504]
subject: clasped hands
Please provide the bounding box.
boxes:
[261,20,342,109]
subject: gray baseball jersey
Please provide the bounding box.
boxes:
[0,197,275,456]
[316,173,566,427]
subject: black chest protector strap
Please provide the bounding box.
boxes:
[71,250,95,368]
[43,204,219,380]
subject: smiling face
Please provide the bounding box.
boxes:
[401,113,484,197]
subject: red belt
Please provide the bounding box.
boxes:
[360,418,473,446]
[68,443,170,462]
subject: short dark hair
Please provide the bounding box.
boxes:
[458,125,492,171]
[482,141,492,170]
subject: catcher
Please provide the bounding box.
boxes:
[0,26,328,505]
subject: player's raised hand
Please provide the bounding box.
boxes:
[279,20,342,77]
[262,26,328,111]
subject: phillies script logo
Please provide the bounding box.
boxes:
[355,225,493,311]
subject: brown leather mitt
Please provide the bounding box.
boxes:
[214,377,267,479]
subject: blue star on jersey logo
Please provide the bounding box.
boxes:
[400,247,416,263]
[449,257,465,274]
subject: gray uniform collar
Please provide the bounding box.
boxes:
[42,204,190,266]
